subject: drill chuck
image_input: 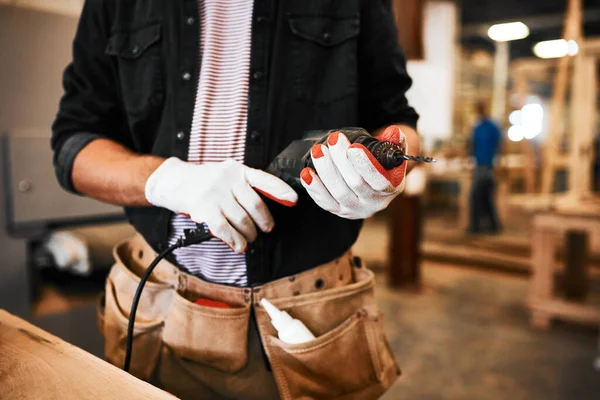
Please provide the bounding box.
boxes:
[266,127,435,190]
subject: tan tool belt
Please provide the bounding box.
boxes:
[97,234,400,400]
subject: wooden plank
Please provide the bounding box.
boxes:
[583,38,600,56]
[528,299,600,326]
[0,0,83,17]
[392,0,425,60]
[568,52,596,197]
[388,195,422,288]
[529,227,556,300]
[0,310,176,400]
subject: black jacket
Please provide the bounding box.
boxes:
[51,0,419,285]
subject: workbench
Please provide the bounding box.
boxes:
[528,207,600,329]
[0,309,175,400]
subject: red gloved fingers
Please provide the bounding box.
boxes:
[245,168,298,207]
[347,126,408,191]
[300,167,314,185]
[348,143,407,188]
[379,125,407,147]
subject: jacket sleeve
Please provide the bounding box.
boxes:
[51,0,125,194]
[358,0,419,132]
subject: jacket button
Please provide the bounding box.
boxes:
[256,16,266,23]
[186,17,195,25]
[323,32,332,41]
[250,130,261,141]
[182,72,191,81]
[253,71,264,81]
[131,44,140,55]
[176,131,185,140]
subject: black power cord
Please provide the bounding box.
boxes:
[123,226,213,373]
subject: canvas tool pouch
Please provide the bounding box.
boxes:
[97,234,400,399]
[253,258,401,400]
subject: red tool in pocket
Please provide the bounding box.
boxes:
[194,298,232,309]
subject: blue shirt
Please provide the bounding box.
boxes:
[472,119,501,166]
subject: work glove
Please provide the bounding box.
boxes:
[300,126,407,219]
[145,158,298,253]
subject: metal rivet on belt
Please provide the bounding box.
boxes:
[244,289,251,294]
[289,276,296,282]
[315,279,325,289]
[254,288,261,293]
[244,297,250,302]
[293,291,300,296]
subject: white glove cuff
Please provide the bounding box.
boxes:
[145,157,184,207]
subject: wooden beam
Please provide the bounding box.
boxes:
[511,62,537,192]
[541,0,583,194]
[583,38,600,57]
[0,0,83,17]
[392,0,425,60]
[568,53,597,197]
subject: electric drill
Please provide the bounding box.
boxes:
[266,127,435,190]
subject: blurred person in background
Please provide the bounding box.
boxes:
[51,0,420,399]
[468,101,502,234]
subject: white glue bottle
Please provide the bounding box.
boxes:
[260,298,315,344]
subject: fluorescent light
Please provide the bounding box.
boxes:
[521,103,544,137]
[488,22,530,42]
[534,39,579,59]
[567,40,579,55]
[509,110,522,126]
[508,126,524,142]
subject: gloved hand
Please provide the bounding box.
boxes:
[300,126,407,219]
[145,158,298,253]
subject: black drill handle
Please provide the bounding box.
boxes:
[304,130,405,171]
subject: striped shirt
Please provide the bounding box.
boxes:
[167,0,254,286]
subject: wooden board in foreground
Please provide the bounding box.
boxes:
[0,310,176,400]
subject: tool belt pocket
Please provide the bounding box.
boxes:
[260,267,400,400]
[99,244,173,381]
[162,286,251,373]
[267,309,389,399]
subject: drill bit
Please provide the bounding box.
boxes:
[393,152,437,164]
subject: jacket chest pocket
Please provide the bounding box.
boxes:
[289,16,360,105]
[106,23,164,118]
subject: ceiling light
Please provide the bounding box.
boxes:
[567,40,579,56]
[533,39,579,59]
[509,110,522,126]
[508,126,524,142]
[521,103,544,137]
[487,22,530,42]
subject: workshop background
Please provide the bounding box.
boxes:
[1,0,599,399]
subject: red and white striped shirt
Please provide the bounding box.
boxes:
[168,0,254,286]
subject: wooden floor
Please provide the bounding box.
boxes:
[376,263,600,400]
[355,209,600,276]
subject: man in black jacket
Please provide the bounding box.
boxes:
[52,0,420,398]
